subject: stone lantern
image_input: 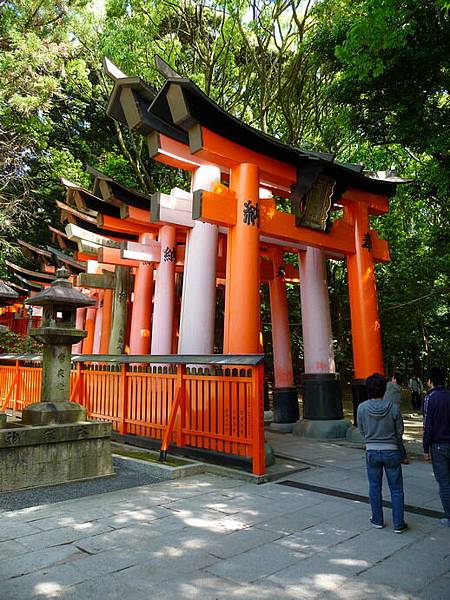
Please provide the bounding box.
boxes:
[22,266,95,426]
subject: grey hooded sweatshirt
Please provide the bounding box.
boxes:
[357,398,404,451]
[384,381,402,406]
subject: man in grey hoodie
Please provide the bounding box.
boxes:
[384,372,404,406]
[358,373,408,533]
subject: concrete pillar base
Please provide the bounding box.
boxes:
[302,373,343,420]
[293,418,352,440]
[264,410,273,424]
[351,379,367,426]
[272,387,299,424]
[265,442,276,467]
[269,422,294,433]
[346,425,365,444]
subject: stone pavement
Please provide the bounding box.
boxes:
[0,435,449,600]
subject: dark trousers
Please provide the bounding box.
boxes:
[366,450,405,529]
[431,443,450,519]
[411,391,421,411]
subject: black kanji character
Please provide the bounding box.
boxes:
[243,200,260,226]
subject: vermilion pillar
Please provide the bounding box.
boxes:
[268,246,298,424]
[224,163,260,354]
[129,232,155,354]
[346,202,384,377]
[178,165,220,354]
[345,201,384,424]
[298,247,343,425]
[73,307,86,354]
[151,225,176,354]
[92,291,104,354]
[99,289,113,354]
[82,304,96,354]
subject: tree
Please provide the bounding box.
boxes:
[310,0,450,373]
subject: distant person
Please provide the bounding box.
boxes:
[423,367,450,527]
[385,372,404,407]
[409,374,424,412]
[358,373,408,533]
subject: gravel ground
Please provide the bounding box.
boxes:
[0,456,163,513]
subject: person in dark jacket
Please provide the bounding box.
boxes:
[423,367,450,527]
[358,373,408,533]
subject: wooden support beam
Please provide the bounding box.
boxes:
[342,188,389,215]
[97,212,151,235]
[65,223,121,249]
[150,192,192,227]
[147,131,222,172]
[78,272,116,290]
[97,247,140,268]
[5,261,54,283]
[192,188,237,227]
[121,240,161,262]
[188,125,296,189]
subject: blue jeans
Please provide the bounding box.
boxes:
[431,443,450,519]
[366,450,405,529]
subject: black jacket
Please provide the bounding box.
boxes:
[423,386,450,453]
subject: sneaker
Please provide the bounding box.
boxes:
[394,523,408,534]
[439,518,450,527]
[370,518,384,529]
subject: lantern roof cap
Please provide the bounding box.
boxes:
[25,267,95,308]
[0,281,19,300]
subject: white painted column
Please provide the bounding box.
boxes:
[299,247,335,373]
[151,225,176,354]
[72,307,87,354]
[92,291,104,354]
[178,165,221,354]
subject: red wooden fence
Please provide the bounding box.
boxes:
[0,354,265,475]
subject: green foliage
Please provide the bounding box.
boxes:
[0,0,448,376]
[0,329,42,354]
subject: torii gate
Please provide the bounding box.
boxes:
[89,168,301,390]
[61,177,183,355]
[62,171,299,365]
[57,190,136,356]
[105,56,400,434]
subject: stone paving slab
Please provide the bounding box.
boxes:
[0,437,449,600]
[205,540,310,584]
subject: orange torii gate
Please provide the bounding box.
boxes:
[105,56,401,434]
[61,172,300,361]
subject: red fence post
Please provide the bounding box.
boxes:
[176,364,186,448]
[13,359,21,411]
[119,363,129,435]
[251,363,266,476]
[160,362,185,460]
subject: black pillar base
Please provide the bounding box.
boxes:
[264,380,270,412]
[302,373,343,420]
[351,378,367,426]
[272,387,299,423]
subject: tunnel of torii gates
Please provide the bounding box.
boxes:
[3,55,407,434]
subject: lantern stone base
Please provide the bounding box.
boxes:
[293,418,352,440]
[0,421,113,492]
[22,402,87,426]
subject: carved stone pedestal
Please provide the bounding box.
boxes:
[0,421,113,492]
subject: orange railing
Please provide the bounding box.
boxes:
[0,354,265,475]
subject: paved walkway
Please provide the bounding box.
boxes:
[0,435,449,600]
